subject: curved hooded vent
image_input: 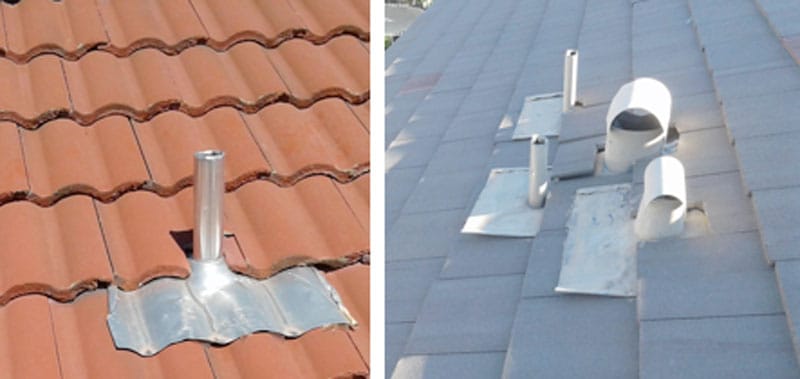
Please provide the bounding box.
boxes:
[605,78,672,173]
[635,156,686,240]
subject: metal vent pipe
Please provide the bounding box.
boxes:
[604,78,671,173]
[528,135,548,208]
[635,156,686,240]
[193,150,225,261]
[563,49,578,112]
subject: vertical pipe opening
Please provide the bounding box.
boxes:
[193,150,225,261]
[563,49,578,112]
[528,135,548,208]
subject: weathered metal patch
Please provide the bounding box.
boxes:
[555,183,637,297]
[512,93,563,140]
[107,261,355,356]
[462,168,544,237]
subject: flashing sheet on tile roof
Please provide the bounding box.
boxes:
[555,183,637,297]
[511,93,563,140]
[461,168,544,237]
[108,264,355,356]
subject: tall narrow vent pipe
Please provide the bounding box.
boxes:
[528,135,548,208]
[563,49,578,112]
[193,150,225,261]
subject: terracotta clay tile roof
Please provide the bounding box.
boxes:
[0,0,369,377]
[0,0,370,61]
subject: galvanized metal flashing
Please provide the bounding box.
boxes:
[512,93,563,140]
[106,150,355,356]
[555,183,637,297]
[107,262,355,356]
[462,168,544,237]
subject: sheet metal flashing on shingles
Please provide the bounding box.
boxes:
[461,168,544,237]
[107,262,355,356]
[511,93,563,140]
[555,183,637,297]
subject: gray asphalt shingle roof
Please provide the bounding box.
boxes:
[385,0,800,377]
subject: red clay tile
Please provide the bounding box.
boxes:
[167,43,286,111]
[243,99,369,174]
[0,55,70,121]
[328,265,370,363]
[288,0,369,38]
[225,178,369,276]
[207,329,368,379]
[266,36,369,101]
[0,122,27,196]
[63,49,179,121]
[96,191,192,290]
[97,0,207,54]
[51,291,215,379]
[337,174,370,233]
[351,100,370,131]
[134,108,269,185]
[22,116,149,196]
[0,196,111,304]
[0,296,61,378]
[189,0,304,46]
[1,0,107,61]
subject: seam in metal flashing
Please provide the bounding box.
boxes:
[106,150,356,356]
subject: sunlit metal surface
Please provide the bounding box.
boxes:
[462,168,544,237]
[555,183,637,297]
[193,150,225,261]
[528,135,549,208]
[562,49,579,112]
[107,261,356,356]
[604,78,672,173]
[635,156,687,240]
[512,93,563,140]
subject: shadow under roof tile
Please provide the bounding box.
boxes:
[95,191,192,290]
[97,0,207,52]
[206,328,368,379]
[1,0,107,60]
[0,196,111,304]
[225,178,368,276]
[22,116,149,196]
[134,107,269,185]
[0,296,60,378]
[266,36,368,100]
[0,55,70,121]
[62,49,178,120]
[243,99,369,174]
[50,291,215,379]
[0,122,27,195]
